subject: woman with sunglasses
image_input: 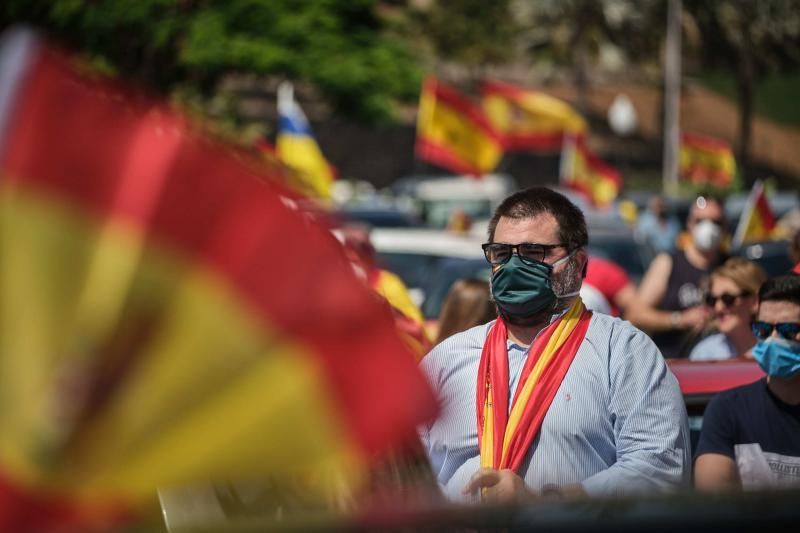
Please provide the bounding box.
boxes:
[688,258,767,361]
[694,274,800,491]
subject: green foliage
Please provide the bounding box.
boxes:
[409,0,519,69]
[1,0,421,123]
[698,71,800,128]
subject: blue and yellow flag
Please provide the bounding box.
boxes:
[276,82,335,200]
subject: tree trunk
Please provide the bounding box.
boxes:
[736,16,754,182]
[570,7,590,117]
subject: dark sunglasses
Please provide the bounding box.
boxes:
[751,321,800,341]
[481,242,568,265]
[705,291,751,307]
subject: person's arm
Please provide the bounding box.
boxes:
[596,260,635,317]
[694,454,739,491]
[580,327,691,496]
[627,253,707,332]
[693,393,741,491]
[626,253,672,330]
[613,285,635,317]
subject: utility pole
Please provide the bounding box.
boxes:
[662,0,682,197]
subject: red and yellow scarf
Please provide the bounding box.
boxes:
[476,298,591,472]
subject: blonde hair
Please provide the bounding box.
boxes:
[711,257,767,295]
[435,279,496,344]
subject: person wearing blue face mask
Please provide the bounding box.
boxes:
[419,187,689,503]
[695,274,800,491]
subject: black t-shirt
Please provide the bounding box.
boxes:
[695,378,800,487]
[653,250,727,359]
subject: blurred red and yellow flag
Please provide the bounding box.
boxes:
[369,270,432,360]
[0,29,436,529]
[481,81,587,152]
[679,132,736,187]
[733,180,778,246]
[559,135,621,208]
[415,77,503,177]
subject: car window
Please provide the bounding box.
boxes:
[420,198,493,228]
[377,252,443,290]
[421,259,491,319]
[732,240,793,278]
[587,236,648,282]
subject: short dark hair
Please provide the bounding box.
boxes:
[487,187,588,251]
[758,274,800,307]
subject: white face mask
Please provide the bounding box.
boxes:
[692,219,722,251]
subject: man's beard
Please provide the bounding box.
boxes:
[499,257,583,327]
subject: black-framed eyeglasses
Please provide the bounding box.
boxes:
[481,242,568,265]
[751,321,800,341]
[705,291,751,308]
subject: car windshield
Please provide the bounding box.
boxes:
[421,259,492,319]
[343,208,421,228]
[732,240,793,277]
[420,198,493,228]
[587,233,649,282]
[377,252,445,291]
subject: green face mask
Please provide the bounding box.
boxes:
[490,253,573,322]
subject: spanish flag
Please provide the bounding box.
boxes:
[679,132,736,187]
[276,82,336,200]
[733,180,778,246]
[0,29,436,528]
[481,80,587,152]
[559,135,621,208]
[415,77,503,177]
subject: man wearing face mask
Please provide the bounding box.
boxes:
[419,187,690,503]
[628,196,728,358]
[694,274,800,491]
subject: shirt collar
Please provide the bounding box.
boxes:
[505,306,572,351]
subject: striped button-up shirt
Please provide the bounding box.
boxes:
[420,312,691,500]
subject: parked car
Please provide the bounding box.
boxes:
[731,239,794,277]
[336,205,423,228]
[421,257,490,320]
[392,173,518,229]
[370,228,485,306]
[587,224,652,283]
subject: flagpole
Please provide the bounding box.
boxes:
[413,77,434,177]
[662,0,682,197]
[558,133,576,189]
[732,180,761,248]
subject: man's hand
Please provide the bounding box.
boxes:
[462,468,532,504]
